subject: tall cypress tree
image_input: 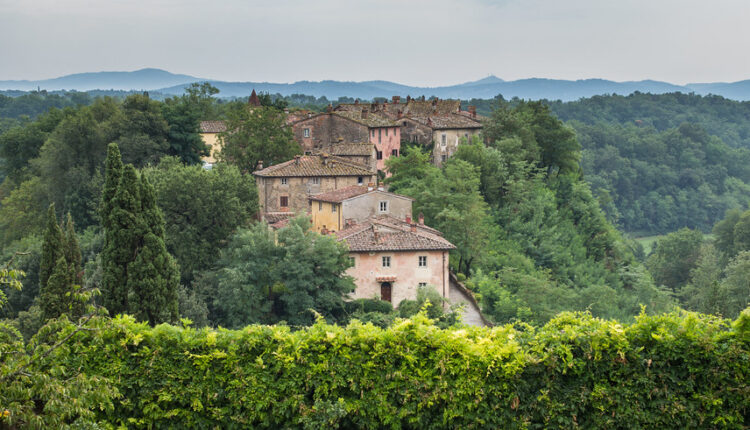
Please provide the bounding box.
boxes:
[101,165,141,315]
[39,207,83,320]
[100,143,123,228]
[100,157,179,325]
[39,204,64,293]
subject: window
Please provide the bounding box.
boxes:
[349,257,356,267]
[403,121,408,127]
[378,129,382,143]
[418,256,427,267]
[382,256,391,267]
[280,178,288,185]
[310,177,320,185]
[371,129,375,138]
[376,151,383,160]
[391,149,398,157]
[441,134,447,146]
[318,201,323,210]
[441,154,447,162]
[385,128,388,136]
[379,201,388,212]
[303,128,310,138]
[464,133,469,139]
[357,176,364,185]
[332,204,337,213]
[280,196,289,207]
[418,282,427,288]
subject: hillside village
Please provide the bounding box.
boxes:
[199,90,487,324]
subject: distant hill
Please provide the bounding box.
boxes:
[3,68,750,101]
[0,68,202,91]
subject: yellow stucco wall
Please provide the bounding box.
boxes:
[311,201,342,232]
[200,132,223,164]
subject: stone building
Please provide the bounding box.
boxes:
[336,97,483,166]
[290,106,401,173]
[335,215,455,306]
[198,120,227,166]
[253,154,375,222]
[312,142,376,172]
[308,185,413,234]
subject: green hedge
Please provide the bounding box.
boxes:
[26,310,750,427]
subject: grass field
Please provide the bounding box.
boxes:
[633,233,713,256]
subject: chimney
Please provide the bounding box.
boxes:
[377,185,384,191]
[257,160,263,170]
[418,212,424,225]
[370,103,377,112]
[392,96,400,104]
[468,105,477,118]
[405,215,411,224]
[458,102,461,112]
[354,99,360,105]
[326,104,333,113]
[294,155,300,165]
[361,108,369,119]
[367,182,375,191]
[432,98,438,106]
[406,95,411,102]
[421,95,426,101]
[397,110,403,119]
[322,155,329,165]
[410,223,417,233]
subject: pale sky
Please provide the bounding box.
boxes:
[1,0,748,86]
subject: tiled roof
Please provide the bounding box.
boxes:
[310,185,370,203]
[253,155,373,178]
[265,212,295,224]
[314,143,374,157]
[310,186,414,204]
[332,110,398,128]
[335,216,455,252]
[409,114,483,130]
[199,120,227,133]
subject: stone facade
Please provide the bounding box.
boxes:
[347,249,450,305]
[253,155,375,219]
[309,186,414,233]
[335,216,455,307]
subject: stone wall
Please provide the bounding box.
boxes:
[258,175,373,216]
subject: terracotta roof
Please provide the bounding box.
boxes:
[265,212,295,224]
[335,216,455,252]
[314,143,374,157]
[310,186,414,204]
[310,185,370,203]
[253,155,373,178]
[332,110,398,128]
[409,114,483,130]
[199,120,227,133]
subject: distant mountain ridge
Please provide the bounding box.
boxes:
[2,68,750,102]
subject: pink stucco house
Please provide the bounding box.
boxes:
[335,215,455,306]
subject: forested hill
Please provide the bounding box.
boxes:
[547,92,750,148]
[540,93,750,234]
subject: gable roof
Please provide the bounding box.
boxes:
[253,155,373,178]
[335,216,455,252]
[199,120,227,133]
[409,114,483,130]
[313,143,374,157]
[332,110,398,128]
[310,185,414,204]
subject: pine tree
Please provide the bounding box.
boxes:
[39,204,64,293]
[101,165,141,315]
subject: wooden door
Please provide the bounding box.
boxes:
[381,282,392,302]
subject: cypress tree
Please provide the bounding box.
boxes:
[101,165,141,315]
[39,204,64,293]
[40,257,72,320]
[100,143,123,228]
[127,233,180,325]
[64,213,82,285]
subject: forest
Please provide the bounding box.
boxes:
[0,86,748,426]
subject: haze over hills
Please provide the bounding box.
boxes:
[2,68,750,101]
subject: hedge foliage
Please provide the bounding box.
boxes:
[7,309,750,428]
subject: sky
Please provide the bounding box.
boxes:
[0,0,748,86]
